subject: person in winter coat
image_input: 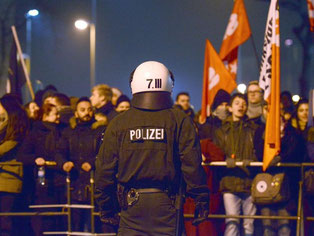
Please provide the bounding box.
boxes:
[115,95,131,113]
[290,98,309,140]
[184,89,230,236]
[0,94,29,236]
[214,93,258,236]
[18,103,66,236]
[57,97,106,232]
[198,89,231,140]
[254,102,307,236]
[246,81,263,120]
[90,84,118,123]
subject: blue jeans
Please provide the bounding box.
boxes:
[260,206,291,236]
[223,193,256,236]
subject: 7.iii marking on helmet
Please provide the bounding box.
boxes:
[146,78,162,89]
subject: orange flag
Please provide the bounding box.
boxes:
[200,39,237,122]
[258,0,280,171]
[307,0,314,32]
[219,0,251,80]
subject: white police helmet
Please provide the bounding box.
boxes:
[130,61,174,110]
[130,61,173,94]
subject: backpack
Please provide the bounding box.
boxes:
[251,173,290,205]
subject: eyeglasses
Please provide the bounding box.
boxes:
[248,90,261,95]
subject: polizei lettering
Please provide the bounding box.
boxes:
[130,128,165,141]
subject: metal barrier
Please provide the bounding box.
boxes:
[200,161,314,236]
[0,161,313,235]
[0,161,115,236]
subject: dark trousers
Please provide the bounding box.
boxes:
[71,200,91,232]
[0,192,18,236]
[118,192,176,236]
[260,204,291,236]
[31,185,66,236]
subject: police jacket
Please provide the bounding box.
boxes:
[95,107,209,216]
[17,121,65,187]
[56,118,106,201]
[214,116,258,193]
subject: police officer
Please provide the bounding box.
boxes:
[95,61,209,235]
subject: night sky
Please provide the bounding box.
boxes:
[17,0,313,110]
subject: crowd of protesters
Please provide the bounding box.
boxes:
[0,81,313,236]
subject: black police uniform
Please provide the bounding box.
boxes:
[95,103,209,236]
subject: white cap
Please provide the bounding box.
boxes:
[131,61,173,95]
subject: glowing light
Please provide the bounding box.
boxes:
[74,20,89,30]
[292,95,300,103]
[27,9,39,17]
[237,83,247,94]
[284,39,293,47]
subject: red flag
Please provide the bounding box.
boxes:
[258,0,281,171]
[307,0,314,32]
[219,0,251,80]
[200,40,237,122]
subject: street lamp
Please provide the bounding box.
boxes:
[27,9,39,17]
[74,18,96,90]
[26,9,39,60]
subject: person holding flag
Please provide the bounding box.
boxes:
[200,39,237,124]
[254,0,307,235]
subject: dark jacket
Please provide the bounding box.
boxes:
[95,107,209,216]
[254,122,307,199]
[198,115,222,140]
[214,116,258,193]
[95,102,118,122]
[57,119,106,201]
[17,121,65,188]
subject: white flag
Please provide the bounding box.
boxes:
[259,0,279,101]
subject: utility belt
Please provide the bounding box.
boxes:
[117,184,175,210]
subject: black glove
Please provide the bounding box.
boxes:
[242,159,252,167]
[99,211,119,226]
[192,201,209,226]
[226,158,236,168]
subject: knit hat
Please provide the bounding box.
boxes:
[212,89,231,111]
[116,95,131,108]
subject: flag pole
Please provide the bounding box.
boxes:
[244,1,260,72]
[250,34,260,71]
[11,26,35,100]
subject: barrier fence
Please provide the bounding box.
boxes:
[0,161,313,235]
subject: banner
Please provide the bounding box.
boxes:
[200,39,237,123]
[258,0,281,171]
[219,0,251,80]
